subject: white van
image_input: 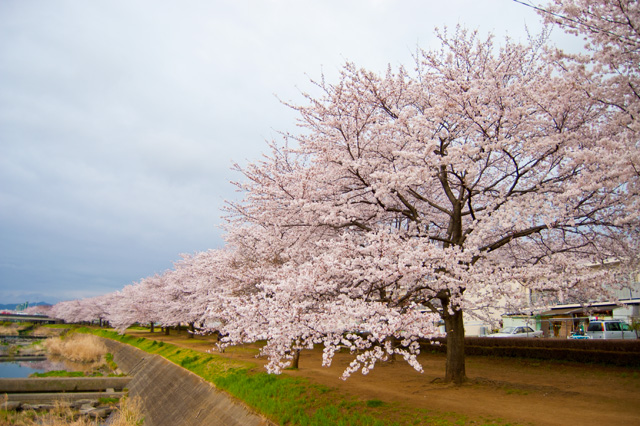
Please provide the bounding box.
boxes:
[585,320,637,339]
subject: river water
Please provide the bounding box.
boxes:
[1,336,71,378]
[2,360,44,378]
[0,358,71,378]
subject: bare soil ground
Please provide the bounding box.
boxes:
[128,330,640,426]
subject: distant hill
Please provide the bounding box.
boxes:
[0,302,51,311]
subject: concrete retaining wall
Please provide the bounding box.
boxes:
[101,338,273,426]
[0,377,131,393]
[4,391,126,403]
[1,376,131,404]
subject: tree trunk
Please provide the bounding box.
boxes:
[188,322,195,339]
[443,308,466,385]
[384,335,397,363]
[291,349,301,369]
[164,326,170,336]
[149,322,154,333]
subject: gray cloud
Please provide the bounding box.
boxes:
[0,0,573,303]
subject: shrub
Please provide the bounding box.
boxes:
[44,333,107,363]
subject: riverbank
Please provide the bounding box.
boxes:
[101,337,270,426]
[0,328,142,426]
[82,326,640,426]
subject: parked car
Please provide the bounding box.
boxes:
[568,330,590,339]
[585,320,637,339]
[486,326,543,338]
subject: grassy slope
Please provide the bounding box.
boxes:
[79,327,515,426]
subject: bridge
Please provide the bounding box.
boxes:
[0,313,61,324]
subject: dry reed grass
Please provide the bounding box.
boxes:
[44,334,107,363]
[0,324,21,336]
[1,395,95,426]
[33,327,69,337]
[1,395,145,426]
[106,396,145,426]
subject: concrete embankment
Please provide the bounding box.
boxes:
[0,377,131,394]
[1,376,130,405]
[101,338,273,426]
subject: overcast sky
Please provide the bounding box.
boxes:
[0,0,580,304]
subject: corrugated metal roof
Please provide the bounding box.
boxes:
[540,305,617,316]
[539,307,586,316]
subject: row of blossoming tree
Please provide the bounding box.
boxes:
[44,1,639,385]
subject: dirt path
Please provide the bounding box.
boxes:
[130,331,640,426]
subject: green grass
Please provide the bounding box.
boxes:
[30,370,85,377]
[365,399,384,408]
[98,396,121,405]
[127,326,150,331]
[504,388,528,396]
[17,323,35,336]
[105,352,119,371]
[77,327,521,426]
[41,323,72,329]
[29,369,114,378]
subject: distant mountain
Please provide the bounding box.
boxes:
[0,302,51,311]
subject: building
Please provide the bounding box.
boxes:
[466,264,640,337]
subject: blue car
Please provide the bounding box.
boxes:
[568,331,590,339]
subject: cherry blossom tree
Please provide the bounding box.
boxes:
[49,300,79,323]
[99,250,238,337]
[526,1,638,83]
[107,275,167,333]
[215,218,439,375]
[44,3,638,386]
[50,297,102,324]
[228,27,639,384]
[49,295,97,326]
[88,294,115,327]
[521,0,640,216]
[158,251,230,337]
[22,304,53,316]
